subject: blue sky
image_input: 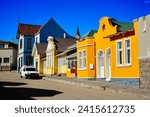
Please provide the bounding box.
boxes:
[0,0,150,43]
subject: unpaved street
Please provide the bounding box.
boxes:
[0,71,147,100]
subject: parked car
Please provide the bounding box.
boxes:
[20,66,39,79]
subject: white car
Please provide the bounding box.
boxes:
[20,66,39,79]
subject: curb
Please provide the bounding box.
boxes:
[43,77,150,99]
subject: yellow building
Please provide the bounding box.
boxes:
[76,30,97,78]
[56,51,67,76]
[32,43,47,74]
[94,17,139,86]
[46,36,76,76]
[66,44,77,78]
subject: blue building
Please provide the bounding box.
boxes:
[16,24,41,71]
[16,18,75,72]
[34,18,75,43]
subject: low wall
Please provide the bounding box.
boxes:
[139,57,150,89]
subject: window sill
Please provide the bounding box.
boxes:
[116,64,131,68]
[124,64,131,67]
[116,65,124,68]
[78,68,86,71]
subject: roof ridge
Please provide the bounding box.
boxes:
[19,23,42,26]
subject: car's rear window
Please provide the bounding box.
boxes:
[26,68,36,71]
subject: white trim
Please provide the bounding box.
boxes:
[77,44,94,49]
[78,49,87,70]
[97,49,104,57]
[124,38,132,66]
[116,40,123,67]
[105,47,111,80]
[47,53,52,67]
[97,49,104,78]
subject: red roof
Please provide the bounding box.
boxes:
[36,43,47,54]
[17,24,42,38]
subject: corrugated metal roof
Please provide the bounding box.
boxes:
[111,20,133,32]
[82,30,97,38]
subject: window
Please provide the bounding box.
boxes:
[36,37,38,43]
[0,58,2,63]
[78,50,86,70]
[117,41,123,66]
[4,58,9,63]
[27,38,32,49]
[125,39,131,65]
[102,24,106,31]
[26,56,32,66]
[47,54,52,67]
[35,61,38,70]
[0,44,4,48]
[83,50,86,69]
[58,57,66,67]
[20,57,23,67]
[20,39,22,49]
[68,59,77,69]
[78,52,82,69]
[19,58,20,67]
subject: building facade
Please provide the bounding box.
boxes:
[32,43,47,74]
[16,24,41,71]
[77,30,97,78]
[46,36,76,76]
[0,40,17,70]
[137,14,150,89]
[76,17,140,87]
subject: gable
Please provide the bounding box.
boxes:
[39,18,75,43]
[95,17,117,37]
[16,24,42,39]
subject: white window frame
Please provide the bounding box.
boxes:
[68,59,77,69]
[78,50,86,70]
[124,38,131,66]
[47,53,52,67]
[78,51,82,70]
[82,50,86,69]
[116,40,123,67]
[58,57,66,67]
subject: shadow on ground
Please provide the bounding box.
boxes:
[0,81,63,100]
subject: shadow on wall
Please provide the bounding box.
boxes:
[0,81,63,100]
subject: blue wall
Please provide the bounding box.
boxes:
[22,35,34,65]
[40,18,74,43]
[24,35,35,53]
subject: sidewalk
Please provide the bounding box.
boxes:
[43,76,150,99]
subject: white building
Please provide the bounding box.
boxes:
[0,40,17,70]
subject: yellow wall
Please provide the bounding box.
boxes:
[66,69,76,78]
[111,21,139,78]
[95,17,117,78]
[66,59,76,78]
[77,38,96,78]
[58,54,67,74]
[46,41,58,76]
[95,17,139,79]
